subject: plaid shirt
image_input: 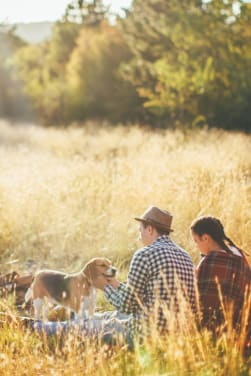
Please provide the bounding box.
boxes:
[104,235,196,334]
[196,250,251,331]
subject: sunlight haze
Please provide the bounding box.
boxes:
[0,0,132,23]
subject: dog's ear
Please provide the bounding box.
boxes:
[82,260,99,282]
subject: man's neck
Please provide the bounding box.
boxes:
[148,232,162,245]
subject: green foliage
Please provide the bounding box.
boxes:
[46,21,81,73]
[121,0,251,129]
[0,25,32,119]
[13,21,81,124]
[11,19,141,124]
[1,1,251,130]
[65,21,142,122]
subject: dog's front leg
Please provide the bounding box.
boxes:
[78,301,88,320]
[78,289,97,319]
[33,298,44,319]
[87,304,96,319]
[87,288,97,318]
[42,297,51,321]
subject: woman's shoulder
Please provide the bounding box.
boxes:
[197,250,249,276]
[200,251,229,262]
[197,251,227,271]
[200,250,245,262]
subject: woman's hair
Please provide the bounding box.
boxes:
[190,216,239,254]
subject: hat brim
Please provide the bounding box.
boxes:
[134,217,174,232]
[134,217,145,222]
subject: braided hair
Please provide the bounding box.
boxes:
[191,216,238,255]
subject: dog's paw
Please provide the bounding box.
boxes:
[47,306,70,321]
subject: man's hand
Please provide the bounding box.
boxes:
[92,275,120,290]
[105,277,120,289]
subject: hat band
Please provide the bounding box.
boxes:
[142,217,173,231]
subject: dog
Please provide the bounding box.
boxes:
[25,257,116,320]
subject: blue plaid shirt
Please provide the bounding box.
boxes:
[104,235,196,333]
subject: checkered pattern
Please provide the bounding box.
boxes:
[104,235,196,334]
[197,250,251,330]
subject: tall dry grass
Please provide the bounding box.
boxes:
[0,295,250,375]
[0,120,250,375]
[0,120,250,272]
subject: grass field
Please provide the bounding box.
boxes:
[0,120,250,375]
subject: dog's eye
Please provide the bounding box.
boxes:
[97,264,108,268]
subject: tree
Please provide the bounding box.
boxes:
[65,21,142,122]
[64,0,109,26]
[12,19,142,124]
[0,25,32,119]
[13,21,81,124]
[121,0,251,129]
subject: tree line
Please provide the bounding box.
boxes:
[0,0,251,130]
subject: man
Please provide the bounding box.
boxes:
[93,206,196,336]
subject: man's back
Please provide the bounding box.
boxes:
[127,235,196,330]
[102,206,196,335]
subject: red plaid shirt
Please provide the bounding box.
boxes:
[196,250,251,332]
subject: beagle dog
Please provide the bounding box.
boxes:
[25,257,116,320]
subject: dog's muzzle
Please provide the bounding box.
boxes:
[103,266,117,278]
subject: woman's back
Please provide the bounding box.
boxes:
[196,250,251,329]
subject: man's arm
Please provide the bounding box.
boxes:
[104,250,149,314]
[103,282,127,310]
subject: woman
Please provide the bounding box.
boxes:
[191,216,250,339]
